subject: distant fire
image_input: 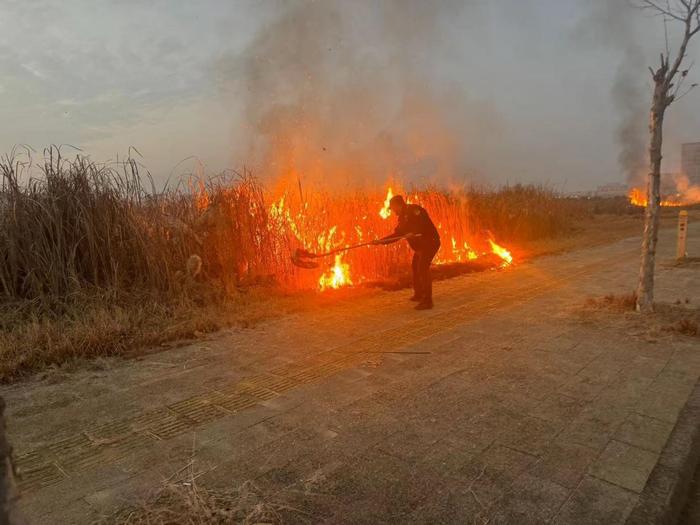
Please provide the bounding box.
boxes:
[628,187,689,207]
[628,175,700,207]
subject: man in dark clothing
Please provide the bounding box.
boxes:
[373,195,441,310]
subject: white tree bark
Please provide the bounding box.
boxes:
[636,77,666,312]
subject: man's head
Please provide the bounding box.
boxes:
[389,195,407,216]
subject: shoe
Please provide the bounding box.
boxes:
[409,294,423,301]
[414,301,433,310]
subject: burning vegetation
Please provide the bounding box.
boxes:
[627,175,700,208]
[253,184,515,292]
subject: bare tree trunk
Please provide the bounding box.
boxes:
[636,82,666,312]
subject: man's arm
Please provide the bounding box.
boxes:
[374,216,408,244]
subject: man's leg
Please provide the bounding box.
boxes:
[415,244,438,309]
[411,252,423,300]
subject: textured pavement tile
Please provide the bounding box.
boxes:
[469,404,524,437]
[26,498,96,525]
[477,444,538,475]
[245,427,347,483]
[15,461,131,520]
[406,486,488,524]
[529,441,600,489]
[589,440,658,493]
[559,374,613,402]
[419,437,484,480]
[553,476,638,525]
[83,469,164,518]
[560,406,629,451]
[529,393,587,424]
[456,444,538,509]
[323,450,439,520]
[614,413,674,453]
[595,377,655,409]
[636,383,694,423]
[489,473,570,524]
[500,415,565,456]
[376,428,441,463]
[620,356,668,381]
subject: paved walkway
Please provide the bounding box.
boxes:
[4,223,700,524]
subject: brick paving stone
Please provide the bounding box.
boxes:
[589,440,659,493]
[529,441,600,489]
[455,444,538,510]
[407,486,488,524]
[529,393,587,424]
[636,386,691,423]
[323,450,439,521]
[561,406,630,451]
[500,415,565,456]
[553,476,638,525]
[489,473,570,524]
[614,413,675,454]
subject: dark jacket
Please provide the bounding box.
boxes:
[387,204,440,251]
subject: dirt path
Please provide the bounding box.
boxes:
[5,222,700,524]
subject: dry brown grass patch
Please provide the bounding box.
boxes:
[102,480,305,525]
[0,286,362,382]
[663,315,700,337]
[584,292,638,312]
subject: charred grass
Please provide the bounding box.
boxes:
[0,147,638,381]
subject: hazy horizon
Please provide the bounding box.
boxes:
[1,0,699,191]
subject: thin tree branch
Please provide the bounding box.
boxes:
[674,83,698,100]
[638,0,687,20]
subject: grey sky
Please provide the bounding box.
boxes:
[1,0,698,191]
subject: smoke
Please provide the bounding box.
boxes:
[217,0,498,189]
[613,45,648,187]
[574,2,649,188]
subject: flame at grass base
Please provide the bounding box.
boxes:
[628,187,688,207]
[628,177,700,207]
[318,254,353,291]
[489,239,513,267]
[379,187,394,219]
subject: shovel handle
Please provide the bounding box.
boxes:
[314,240,376,258]
[310,233,421,258]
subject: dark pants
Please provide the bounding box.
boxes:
[411,242,440,303]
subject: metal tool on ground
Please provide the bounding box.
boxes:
[291,234,419,269]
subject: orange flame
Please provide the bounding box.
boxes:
[628,179,700,207]
[489,239,513,267]
[628,188,647,207]
[379,187,393,219]
[318,254,352,291]
[628,187,687,207]
[265,182,515,291]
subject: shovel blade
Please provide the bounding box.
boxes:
[290,254,319,269]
